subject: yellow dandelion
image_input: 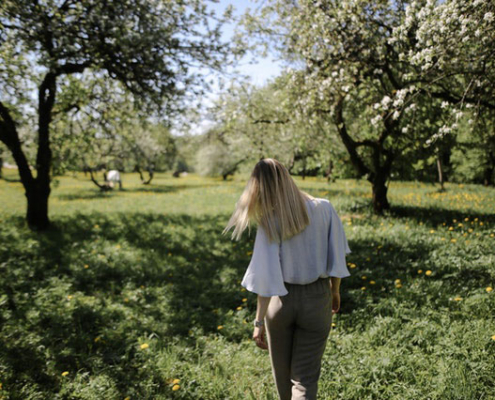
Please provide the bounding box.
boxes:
[172,378,180,384]
[464,217,469,221]
[490,233,494,238]
[458,223,463,227]
[172,384,180,391]
[396,284,402,288]
[474,218,478,222]
[361,286,366,290]
[370,280,376,285]
[448,227,454,231]
[240,288,246,292]
[242,298,247,302]
[361,275,367,280]
[84,264,89,269]
[236,306,242,311]
[451,239,457,243]
[247,251,253,256]
[394,279,401,284]
[429,230,435,234]
[61,371,69,377]
[486,287,493,293]
[468,229,473,233]
[425,270,432,276]
[125,397,131,400]
[67,295,73,300]
[418,269,423,274]
[94,336,101,343]
[454,296,462,301]
[491,335,495,341]
[217,325,224,330]
[350,263,357,269]
[94,224,100,229]
[453,219,457,223]
[480,222,484,226]
[331,322,336,327]
[124,298,129,303]
[140,343,149,350]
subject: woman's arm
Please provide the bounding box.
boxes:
[255,295,272,321]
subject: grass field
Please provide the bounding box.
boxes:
[1,170,494,399]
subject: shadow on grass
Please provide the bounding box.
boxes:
[56,183,222,200]
[0,210,490,396]
[389,204,495,227]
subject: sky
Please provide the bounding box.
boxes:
[209,0,284,86]
[185,0,284,135]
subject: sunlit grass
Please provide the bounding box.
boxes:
[0,170,494,399]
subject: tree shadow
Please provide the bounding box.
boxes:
[55,183,220,200]
[389,204,495,227]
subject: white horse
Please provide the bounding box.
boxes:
[106,170,122,189]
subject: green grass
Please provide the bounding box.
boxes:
[1,170,494,399]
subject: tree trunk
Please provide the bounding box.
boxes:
[484,150,494,186]
[483,166,494,186]
[436,156,445,191]
[371,174,390,214]
[0,156,3,179]
[326,158,333,183]
[26,185,50,230]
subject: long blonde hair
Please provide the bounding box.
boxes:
[223,158,314,242]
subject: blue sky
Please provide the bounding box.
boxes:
[208,0,284,85]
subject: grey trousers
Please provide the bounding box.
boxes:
[265,277,332,400]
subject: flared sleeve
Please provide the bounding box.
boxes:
[327,203,352,278]
[241,225,289,297]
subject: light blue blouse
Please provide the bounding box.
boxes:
[241,197,352,297]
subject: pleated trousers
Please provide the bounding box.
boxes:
[264,276,332,400]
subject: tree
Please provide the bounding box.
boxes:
[0,0,231,229]
[241,0,495,213]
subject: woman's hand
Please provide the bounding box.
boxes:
[253,325,268,350]
[331,291,341,314]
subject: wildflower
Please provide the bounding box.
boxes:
[451,239,457,243]
[370,280,376,285]
[487,287,493,293]
[396,284,402,288]
[331,322,336,327]
[418,270,423,274]
[247,251,253,256]
[448,227,454,231]
[172,384,180,391]
[172,379,180,384]
[394,279,401,284]
[454,297,462,301]
[67,295,73,300]
[94,336,101,343]
[236,306,242,311]
[361,286,366,290]
[429,230,435,233]
[84,264,89,269]
[425,270,432,276]
[94,224,100,229]
[217,325,224,330]
[140,343,149,350]
[492,335,495,341]
[61,371,69,377]
[240,288,246,292]
[361,276,367,280]
[242,298,247,302]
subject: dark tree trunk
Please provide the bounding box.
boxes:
[437,156,445,191]
[371,174,390,214]
[334,96,395,214]
[326,158,333,183]
[484,150,494,186]
[0,156,2,179]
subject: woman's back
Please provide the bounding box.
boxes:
[241,197,351,297]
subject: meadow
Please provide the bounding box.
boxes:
[0,170,494,399]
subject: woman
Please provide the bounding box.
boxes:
[223,158,352,400]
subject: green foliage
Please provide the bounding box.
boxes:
[1,171,495,399]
